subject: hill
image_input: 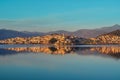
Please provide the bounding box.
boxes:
[90,29,120,44]
[0,24,120,40]
[0,29,44,40]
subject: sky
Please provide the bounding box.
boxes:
[0,0,120,32]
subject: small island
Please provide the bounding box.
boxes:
[0,29,120,45]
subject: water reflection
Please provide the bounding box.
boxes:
[0,45,120,59]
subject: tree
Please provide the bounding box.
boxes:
[49,38,57,44]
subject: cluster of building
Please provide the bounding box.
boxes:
[90,35,120,44]
[0,34,83,45]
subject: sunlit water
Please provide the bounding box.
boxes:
[0,45,120,80]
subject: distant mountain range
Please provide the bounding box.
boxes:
[52,24,120,38]
[0,24,120,40]
[0,29,44,40]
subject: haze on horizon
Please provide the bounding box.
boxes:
[0,0,120,32]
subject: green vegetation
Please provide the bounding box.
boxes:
[49,38,58,44]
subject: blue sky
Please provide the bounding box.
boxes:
[0,0,120,32]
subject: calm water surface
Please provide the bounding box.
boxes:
[0,45,120,80]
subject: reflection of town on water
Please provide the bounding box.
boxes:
[0,45,120,59]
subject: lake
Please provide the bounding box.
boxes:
[0,44,120,80]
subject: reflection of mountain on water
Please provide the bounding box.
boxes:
[0,45,120,59]
[91,47,120,54]
[0,49,29,56]
[0,48,23,56]
[91,46,120,59]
